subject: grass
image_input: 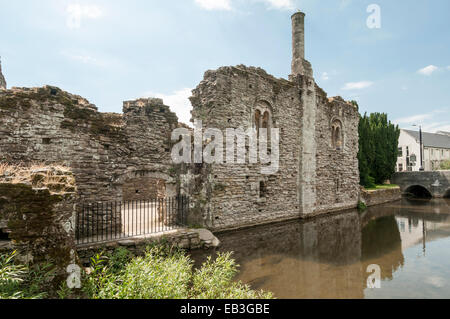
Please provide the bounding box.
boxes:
[0,163,74,194]
[364,184,400,191]
[1,245,274,300]
[82,246,274,300]
[0,251,55,299]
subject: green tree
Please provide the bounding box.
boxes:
[441,160,450,170]
[356,108,400,187]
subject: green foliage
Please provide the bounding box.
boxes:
[364,184,400,191]
[81,253,114,299]
[358,113,400,187]
[191,253,272,299]
[0,251,54,299]
[440,160,450,170]
[357,201,367,213]
[2,246,274,300]
[106,247,133,275]
[84,246,273,300]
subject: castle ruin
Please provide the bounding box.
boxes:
[0,58,6,90]
[0,12,360,232]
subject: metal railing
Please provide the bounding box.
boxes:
[76,195,189,245]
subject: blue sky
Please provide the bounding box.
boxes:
[1,0,449,132]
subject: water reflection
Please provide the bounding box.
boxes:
[191,198,450,299]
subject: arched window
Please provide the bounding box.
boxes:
[262,111,270,129]
[331,119,343,150]
[254,102,273,140]
[255,110,261,137]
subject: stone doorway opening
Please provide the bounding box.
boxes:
[123,177,167,201]
[0,227,11,249]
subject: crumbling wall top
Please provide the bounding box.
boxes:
[0,58,6,90]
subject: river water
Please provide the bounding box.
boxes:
[191,198,450,299]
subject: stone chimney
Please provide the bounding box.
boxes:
[0,57,6,90]
[291,11,305,76]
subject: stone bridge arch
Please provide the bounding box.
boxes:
[403,184,433,199]
[392,171,450,198]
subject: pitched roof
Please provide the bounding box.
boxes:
[403,129,450,149]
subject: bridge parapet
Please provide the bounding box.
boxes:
[392,171,450,198]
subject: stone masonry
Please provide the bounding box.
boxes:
[0,58,6,90]
[184,12,360,230]
[0,166,79,287]
[0,11,360,233]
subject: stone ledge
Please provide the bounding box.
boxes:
[360,187,402,207]
[76,228,220,264]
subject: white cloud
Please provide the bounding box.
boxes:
[447,66,450,71]
[66,4,103,29]
[144,88,193,126]
[394,109,450,133]
[195,0,232,11]
[321,72,330,81]
[260,0,295,10]
[417,65,438,76]
[394,113,434,125]
[342,81,373,90]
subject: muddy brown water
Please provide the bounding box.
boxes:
[191,198,450,299]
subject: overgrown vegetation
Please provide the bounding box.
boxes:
[357,201,367,213]
[82,246,273,299]
[0,251,55,299]
[357,109,400,188]
[0,163,75,194]
[440,160,450,170]
[0,246,273,300]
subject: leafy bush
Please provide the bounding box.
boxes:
[2,246,274,300]
[440,160,450,170]
[191,253,272,299]
[84,246,273,300]
[357,201,367,213]
[0,251,54,299]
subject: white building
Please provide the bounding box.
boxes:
[396,130,450,172]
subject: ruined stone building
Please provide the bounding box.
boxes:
[0,58,6,90]
[0,12,360,232]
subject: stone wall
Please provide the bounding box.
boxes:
[76,228,220,265]
[187,65,360,231]
[0,88,178,204]
[0,11,362,234]
[0,165,78,286]
[188,66,302,230]
[360,187,402,207]
[314,95,360,214]
[0,61,6,90]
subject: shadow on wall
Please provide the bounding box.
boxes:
[405,185,433,199]
[445,189,450,199]
[0,228,10,241]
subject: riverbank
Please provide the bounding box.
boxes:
[76,228,220,265]
[360,186,402,207]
